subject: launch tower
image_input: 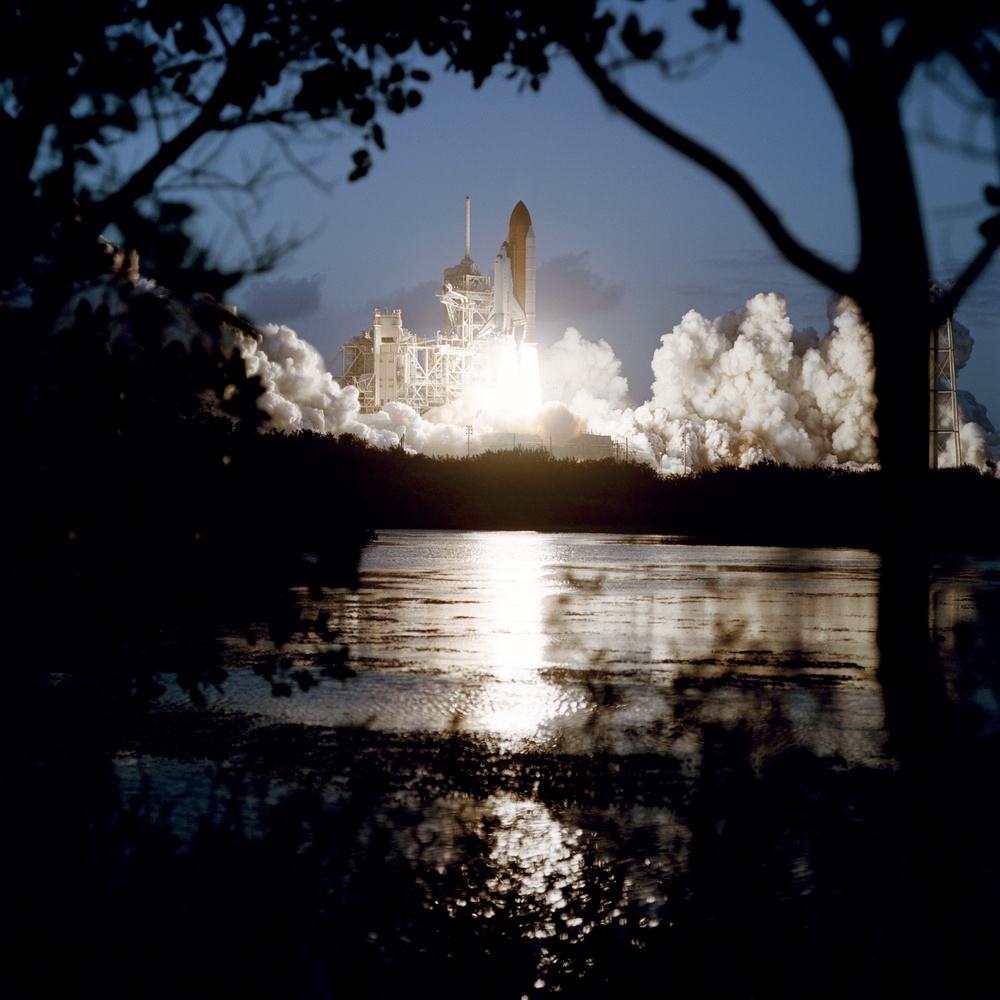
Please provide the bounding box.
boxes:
[433,196,500,394]
[331,198,538,412]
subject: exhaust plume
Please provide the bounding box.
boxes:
[243,292,998,470]
[52,254,998,471]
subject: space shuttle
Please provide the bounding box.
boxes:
[489,201,536,344]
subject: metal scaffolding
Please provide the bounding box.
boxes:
[329,332,376,411]
[330,198,504,414]
[929,315,963,468]
[328,305,500,415]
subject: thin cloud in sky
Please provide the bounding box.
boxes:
[538,253,625,335]
[241,274,325,324]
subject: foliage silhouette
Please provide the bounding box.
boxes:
[7,714,1000,998]
[2,0,453,300]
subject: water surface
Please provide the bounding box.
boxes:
[117,531,1000,996]
[189,530,887,762]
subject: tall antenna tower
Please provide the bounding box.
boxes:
[928,313,963,468]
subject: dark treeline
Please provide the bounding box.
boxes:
[247,429,1000,550]
[13,409,1000,676]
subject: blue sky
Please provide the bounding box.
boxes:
[218,1,999,420]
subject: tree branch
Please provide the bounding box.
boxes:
[768,0,853,97]
[934,228,1000,321]
[567,42,852,293]
[95,96,227,231]
[94,18,259,233]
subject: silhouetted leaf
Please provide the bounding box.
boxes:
[980,213,1000,240]
[348,148,372,181]
[621,14,664,60]
[386,86,405,113]
[350,97,375,125]
[691,0,742,41]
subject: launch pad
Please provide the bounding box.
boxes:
[330,200,538,414]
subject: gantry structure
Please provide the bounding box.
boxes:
[329,198,527,413]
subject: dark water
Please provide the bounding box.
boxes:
[113,532,1000,997]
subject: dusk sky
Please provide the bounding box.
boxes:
[215,2,1000,420]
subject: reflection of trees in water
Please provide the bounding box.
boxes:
[10,553,1000,995]
[541,564,885,765]
[928,559,1000,741]
[10,626,1000,999]
[23,717,990,997]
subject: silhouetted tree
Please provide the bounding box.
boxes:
[1,0,448,306]
[475,1,1000,756]
[3,1,456,678]
[542,1,1000,532]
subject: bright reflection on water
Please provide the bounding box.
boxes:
[126,533,1000,995]
[207,530,886,763]
[412,791,586,929]
[443,532,572,737]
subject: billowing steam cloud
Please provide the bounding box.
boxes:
[237,324,478,453]
[641,293,880,472]
[52,253,998,472]
[243,291,998,472]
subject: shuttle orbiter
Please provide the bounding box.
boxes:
[489,200,536,344]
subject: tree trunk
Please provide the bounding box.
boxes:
[847,84,945,767]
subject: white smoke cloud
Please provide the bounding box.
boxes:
[638,293,880,472]
[46,240,998,472]
[240,325,359,435]
[239,324,486,455]
[543,326,631,410]
[74,263,987,472]
[235,293,999,471]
